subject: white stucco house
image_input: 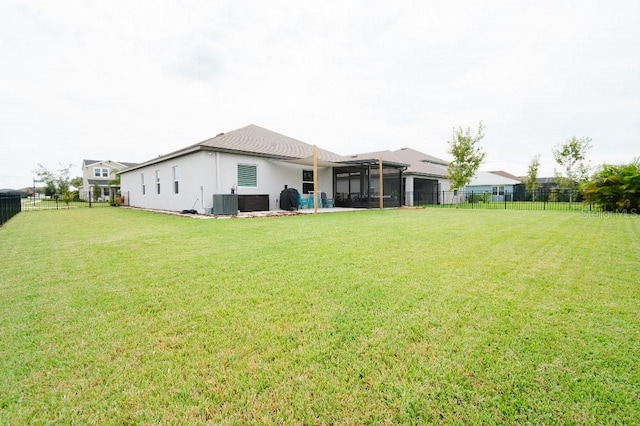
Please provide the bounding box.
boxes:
[119,124,453,214]
[119,125,349,214]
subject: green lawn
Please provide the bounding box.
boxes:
[1,208,639,424]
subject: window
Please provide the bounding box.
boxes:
[155,170,161,194]
[102,168,109,178]
[302,169,314,194]
[93,167,108,177]
[237,164,257,187]
[141,173,146,195]
[103,187,110,197]
[172,166,179,194]
[492,186,505,196]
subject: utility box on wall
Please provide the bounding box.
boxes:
[212,194,238,215]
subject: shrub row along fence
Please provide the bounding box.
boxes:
[1,194,22,226]
[20,191,129,212]
[408,189,596,211]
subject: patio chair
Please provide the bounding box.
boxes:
[298,194,312,209]
[320,192,335,208]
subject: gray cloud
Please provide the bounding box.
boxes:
[1,0,638,188]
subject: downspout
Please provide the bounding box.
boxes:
[367,163,371,209]
[399,167,407,206]
[379,158,383,210]
[313,145,318,214]
[215,152,221,194]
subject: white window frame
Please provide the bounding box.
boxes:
[302,169,314,194]
[172,166,179,194]
[155,170,161,194]
[141,173,146,195]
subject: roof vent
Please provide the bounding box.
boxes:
[216,132,225,137]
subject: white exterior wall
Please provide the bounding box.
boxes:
[121,152,215,213]
[404,176,414,206]
[218,153,333,210]
[121,151,335,213]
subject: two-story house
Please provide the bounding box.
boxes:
[79,159,138,201]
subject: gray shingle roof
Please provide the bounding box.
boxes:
[391,148,449,178]
[83,159,138,168]
[344,150,409,168]
[393,148,448,166]
[468,171,521,186]
[346,147,449,177]
[489,170,522,181]
[121,125,348,173]
[199,125,347,162]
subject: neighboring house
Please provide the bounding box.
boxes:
[514,176,565,201]
[119,124,412,214]
[80,160,138,201]
[465,171,521,201]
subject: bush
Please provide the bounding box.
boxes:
[467,192,491,203]
[581,159,640,212]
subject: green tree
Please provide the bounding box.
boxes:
[553,136,592,206]
[33,163,73,198]
[92,183,100,202]
[70,176,83,189]
[447,122,487,190]
[581,159,640,212]
[552,136,592,188]
[44,181,56,197]
[526,155,541,201]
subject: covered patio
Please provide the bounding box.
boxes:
[332,159,406,209]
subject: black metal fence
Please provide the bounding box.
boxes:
[20,191,129,211]
[1,193,22,226]
[406,189,594,211]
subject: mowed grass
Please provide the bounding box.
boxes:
[1,208,639,424]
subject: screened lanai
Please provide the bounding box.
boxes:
[333,160,406,208]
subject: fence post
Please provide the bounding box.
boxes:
[89,191,92,207]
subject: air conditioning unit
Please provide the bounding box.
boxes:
[212,194,238,215]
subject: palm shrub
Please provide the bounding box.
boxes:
[581,159,640,212]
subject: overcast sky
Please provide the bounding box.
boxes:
[1,0,638,189]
